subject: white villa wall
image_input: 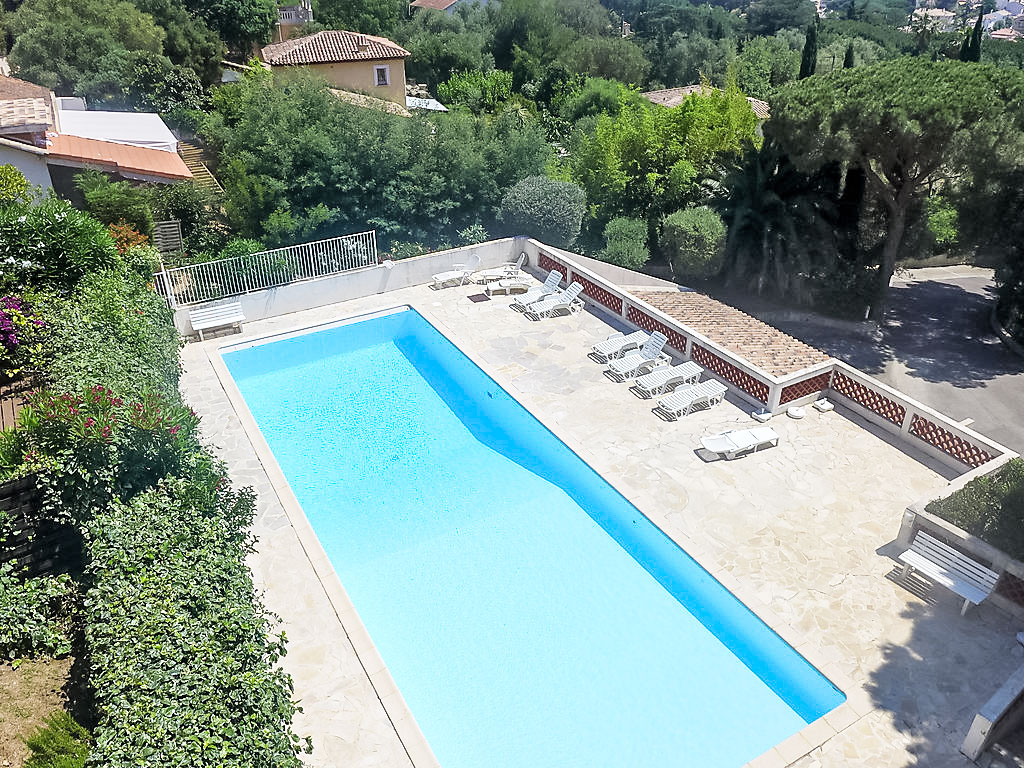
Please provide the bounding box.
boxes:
[0,142,52,190]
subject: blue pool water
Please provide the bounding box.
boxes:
[223,307,844,768]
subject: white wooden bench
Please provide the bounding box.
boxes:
[188,301,245,341]
[898,530,999,616]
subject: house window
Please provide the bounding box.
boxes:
[374,65,390,87]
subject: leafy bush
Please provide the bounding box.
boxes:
[457,224,489,245]
[149,181,228,260]
[0,563,76,660]
[661,207,726,278]
[218,237,263,261]
[925,196,958,250]
[73,172,154,237]
[498,175,586,247]
[35,270,181,400]
[1,296,48,383]
[23,712,90,768]
[387,241,428,260]
[437,69,513,114]
[83,476,307,767]
[106,223,149,255]
[599,217,650,269]
[0,198,120,294]
[0,164,32,206]
[926,458,1024,560]
[8,387,203,521]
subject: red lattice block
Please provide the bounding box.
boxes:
[779,371,833,405]
[690,343,770,404]
[830,371,906,426]
[537,253,562,275]
[909,415,994,468]
[996,572,1024,607]
[625,307,689,355]
[568,273,623,313]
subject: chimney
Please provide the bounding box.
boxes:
[356,34,369,50]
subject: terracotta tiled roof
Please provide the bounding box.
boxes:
[261,30,410,66]
[410,0,461,9]
[642,86,771,120]
[0,98,51,131]
[0,75,51,101]
[47,133,192,181]
[633,290,830,376]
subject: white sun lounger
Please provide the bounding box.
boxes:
[606,332,669,381]
[654,380,728,420]
[700,427,779,460]
[476,253,526,284]
[512,270,563,309]
[432,263,476,288]
[632,361,703,398]
[590,330,650,363]
[524,282,584,319]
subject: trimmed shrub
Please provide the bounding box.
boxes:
[0,198,119,294]
[926,458,1024,560]
[598,217,650,269]
[437,70,513,114]
[498,175,586,248]
[661,207,726,279]
[0,564,75,660]
[83,476,307,767]
[23,712,90,768]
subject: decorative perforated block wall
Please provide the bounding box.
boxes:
[570,273,623,314]
[538,253,561,275]
[779,371,833,405]
[690,343,770,403]
[909,415,994,468]
[830,371,906,426]
[625,306,689,355]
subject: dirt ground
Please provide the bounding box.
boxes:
[0,657,73,767]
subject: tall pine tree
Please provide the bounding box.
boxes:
[799,21,818,78]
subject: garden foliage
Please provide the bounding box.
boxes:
[498,176,586,247]
[24,712,90,768]
[0,193,306,766]
[926,459,1024,561]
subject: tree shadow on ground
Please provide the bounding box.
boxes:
[862,574,1023,768]
[775,280,1024,388]
[877,281,1024,388]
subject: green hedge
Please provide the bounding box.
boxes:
[84,477,306,767]
[925,458,1024,560]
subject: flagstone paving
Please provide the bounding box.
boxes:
[179,278,1022,768]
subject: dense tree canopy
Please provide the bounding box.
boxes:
[202,70,552,248]
[571,86,760,242]
[8,0,165,93]
[182,0,276,51]
[770,59,1024,316]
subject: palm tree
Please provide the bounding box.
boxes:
[709,139,839,302]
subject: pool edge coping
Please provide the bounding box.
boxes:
[205,300,868,768]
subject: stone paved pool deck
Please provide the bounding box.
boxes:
[179,279,1022,768]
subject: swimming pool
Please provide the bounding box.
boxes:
[222,306,845,768]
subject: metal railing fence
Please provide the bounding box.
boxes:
[156,230,377,306]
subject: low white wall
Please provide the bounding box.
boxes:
[963,663,1024,759]
[543,246,684,290]
[830,361,1012,471]
[172,238,519,334]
